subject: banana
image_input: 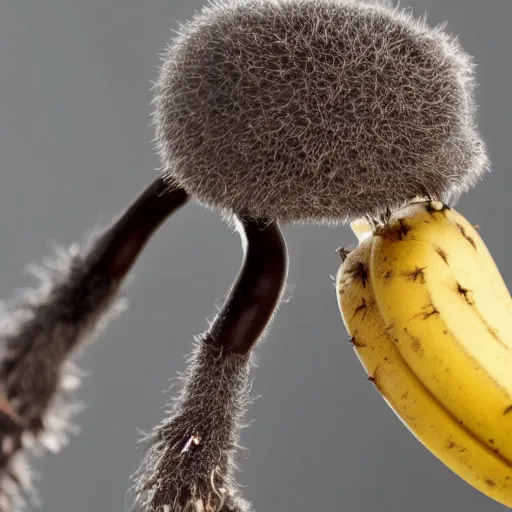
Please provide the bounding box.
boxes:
[370,201,512,460]
[442,207,512,325]
[336,201,512,507]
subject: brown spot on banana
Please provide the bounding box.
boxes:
[410,302,440,321]
[422,303,440,319]
[503,405,512,416]
[456,283,475,305]
[444,439,467,453]
[375,218,412,242]
[367,366,382,392]
[434,246,449,265]
[403,266,427,283]
[350,336,367,348]
[484,325,507,350]
[397,219,412,240]
[352,298,368,320]
[336,246,351,261]
[347,261,369,287]
[456,222,477,250]
[455,285,509,350]
[403,328,424,356]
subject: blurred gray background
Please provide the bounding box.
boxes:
[0,0,510,511]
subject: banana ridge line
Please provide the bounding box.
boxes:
[395,275,512,413]
[435,215,510,351]
[347,247,512,470]
[378,220,512,402]
[368,308,512,471]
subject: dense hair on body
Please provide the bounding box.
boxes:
[153,0,488,223]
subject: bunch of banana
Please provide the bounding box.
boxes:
[336,199,512,506]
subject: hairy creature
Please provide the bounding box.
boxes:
[154,0,487,224]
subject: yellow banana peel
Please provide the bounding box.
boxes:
[336,200,512,507]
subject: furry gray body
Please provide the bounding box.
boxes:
[154,0,488,223]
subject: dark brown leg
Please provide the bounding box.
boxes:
[87,177,189,279]
[0,177,188,511]
[206,217,288,355]
[133,216,288,512]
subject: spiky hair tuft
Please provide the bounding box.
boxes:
[0,230,128,510]
[132,340,253,512]
[153,0,488,224]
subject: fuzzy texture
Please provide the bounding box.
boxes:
[132,340,253,512]
[154,0,488,224]
[0,234,127,511]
